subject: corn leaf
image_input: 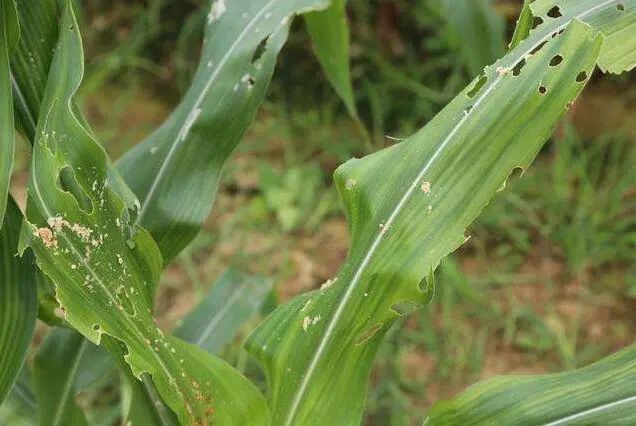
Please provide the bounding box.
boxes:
[305,0,358,118]
[33,328,88,426]
[175,269,273,354]
[530,0,636,73]
[0,0,18,225]
[0,197,37,403]
[117,0,331,264]
[427,344,636,425]
[510,0,535,49]
[0,371,36,425]
[246,1,636,423]
[441,0,506,76]
[121,370,177,426]
[10,0,59,141]
[19,4,268,424]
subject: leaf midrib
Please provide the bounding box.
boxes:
[50,338,87,426]
[195,280,249,348]
[543,394,636,426]
[136,0,278,223]
[282,1,618,424]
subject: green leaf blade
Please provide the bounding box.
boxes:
[427,344,636,425]
[530,0,636,73]
[33,329,88,426]
[247,14,614,426]
[21,4,269,424]
[117,0,331,264]
[175,269,273,354]
[305,0,358,118]
[0,0,19,224]
[0,197,37,403]
[509,0,535,50]
[10,0,59,141]
[441,0,506,76]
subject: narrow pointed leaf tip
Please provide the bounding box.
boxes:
[20,3,268,424]
[305,0,358,118]
[245,8,632,424]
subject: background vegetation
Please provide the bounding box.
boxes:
[5,0,636,424]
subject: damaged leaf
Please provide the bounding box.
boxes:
[246,17,614,426]
[117,0,331,264]
[20,3,268,424]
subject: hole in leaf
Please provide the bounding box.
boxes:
[532,16,544,29]
[547,5,562,18]
[251,36,270,64]
[576,71,588,82]
[512,59,526,76]
[69,25,75,31]
[549,55,563,66]
[467,74,487,98]
[538,85,547,94]
[550,28,566,40]
[391,300,421,316]
[530,41,548,55]
[617,4,625,11]
[58,167,93,213]
[92,324,101,331]
[510,166,525,179]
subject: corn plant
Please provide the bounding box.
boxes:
[1,0,635,425]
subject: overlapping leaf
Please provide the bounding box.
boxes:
[246,2,636,423]
[0,197,36,403]
[117,0,331,264]
[427,343,636,425]
[175,269,273,354]
[10,0,59,140]
[33,328,88,426]
[0,0,18,224]
[20,4,268,424]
